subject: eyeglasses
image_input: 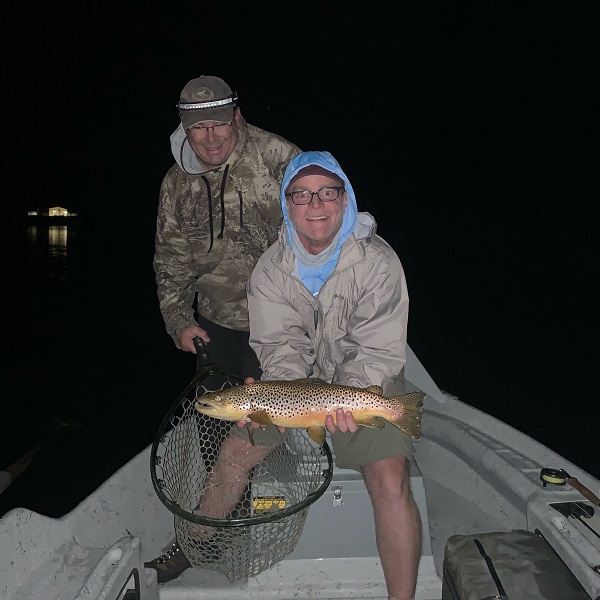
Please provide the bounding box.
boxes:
[285,186,345,205]
[188,121,233,136]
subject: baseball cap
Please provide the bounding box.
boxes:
[177,75,238,129]
[287,165,345,191]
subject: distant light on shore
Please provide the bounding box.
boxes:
[27,206,78,217]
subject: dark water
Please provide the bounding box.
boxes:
[1,213,597,518]
[2,219,195,516]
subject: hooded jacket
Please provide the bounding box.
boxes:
[247,151,409,392]
[153,117,301,345]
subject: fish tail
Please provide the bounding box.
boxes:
[385,392,425,439]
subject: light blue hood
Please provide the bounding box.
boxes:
[281,151,371,295]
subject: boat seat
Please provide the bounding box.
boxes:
[286,455,433,560]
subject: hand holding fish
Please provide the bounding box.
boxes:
[325,409,359,434]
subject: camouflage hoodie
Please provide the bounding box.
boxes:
[153,116,301,346]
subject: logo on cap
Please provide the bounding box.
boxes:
[192,88,215,102]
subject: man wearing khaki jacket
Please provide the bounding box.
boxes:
[246,150,422,600]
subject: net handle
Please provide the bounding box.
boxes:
[193,336,215,373]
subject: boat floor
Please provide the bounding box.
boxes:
[151,477,506,600]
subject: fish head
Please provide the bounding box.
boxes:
[193,387,251,421]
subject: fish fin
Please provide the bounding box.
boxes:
[385,392,426,439]
[364,384,384,395]
[354,416,385,429]
[248,410,274,426]
[307,426,326,446]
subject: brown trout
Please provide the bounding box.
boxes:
[194,378,424,445]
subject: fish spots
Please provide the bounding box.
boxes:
[195,378,424,439]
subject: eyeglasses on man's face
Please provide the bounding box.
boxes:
[188,121,233,136]
[285,186,345,205]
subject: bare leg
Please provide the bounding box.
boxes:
[199,433,275,521]
[144,430,280,581]
[362,456,422,600]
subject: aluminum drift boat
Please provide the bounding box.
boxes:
[1,346,599,600]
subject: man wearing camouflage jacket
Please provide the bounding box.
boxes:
[153,75,301,378]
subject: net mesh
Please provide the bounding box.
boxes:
[151,369,332,582]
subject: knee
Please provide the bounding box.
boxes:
[221,436,270,468]
[362,456,413,503]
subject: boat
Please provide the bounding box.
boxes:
[1,345,599,600]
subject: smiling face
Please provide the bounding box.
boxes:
[186,107,241,169]
[286,174,348,255]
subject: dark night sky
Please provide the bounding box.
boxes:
[7,4,598,215]
[2,1,599,513]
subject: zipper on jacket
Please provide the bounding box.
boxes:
[314,309,318,330]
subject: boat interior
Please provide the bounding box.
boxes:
[1,352,598,599]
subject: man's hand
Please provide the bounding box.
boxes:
[236,377,286,433]
[325,409,359,434]
[178,326,210,352]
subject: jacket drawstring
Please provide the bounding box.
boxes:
[179,133,246,252]
[202,164,233,253]
[217,164,229,240]
[201,175,214,253]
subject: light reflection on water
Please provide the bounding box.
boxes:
[27,224,74,281]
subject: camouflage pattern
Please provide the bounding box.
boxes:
[154,117,301,346]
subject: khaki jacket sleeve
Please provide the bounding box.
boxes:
[153,174,199,347]
[333,257,408,394]
[247,274,313,381]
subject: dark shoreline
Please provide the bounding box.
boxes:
[25,216,79,224]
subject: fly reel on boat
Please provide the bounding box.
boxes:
[150,340,333,582]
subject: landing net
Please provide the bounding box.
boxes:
[150,356,333,582]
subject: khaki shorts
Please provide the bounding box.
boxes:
[229,373,422,473]
[332,373,419,471]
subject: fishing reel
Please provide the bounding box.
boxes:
[540,468,569,487]
[540,467,600,507]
